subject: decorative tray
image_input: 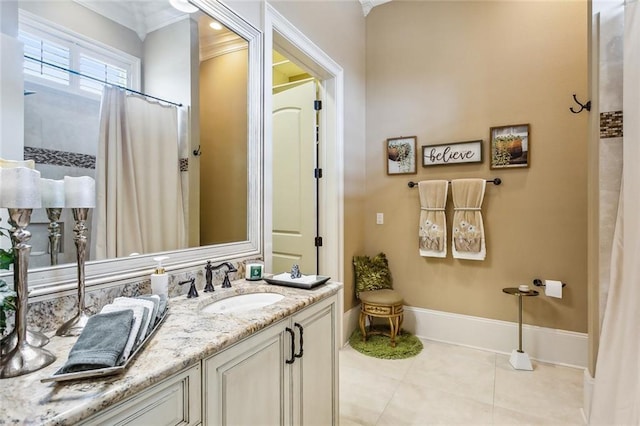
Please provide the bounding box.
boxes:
[41,309,169,383]
[263,274,331,290]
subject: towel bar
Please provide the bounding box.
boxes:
[408,178,502,188]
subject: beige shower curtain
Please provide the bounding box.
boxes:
[94,86,187,259]
[590,1,639,422]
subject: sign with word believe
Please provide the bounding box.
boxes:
[422,140,483,167]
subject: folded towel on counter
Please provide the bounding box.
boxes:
[451,179,487,260]
[100,304,144,363]
[418,180,448,258]
[137,294,161,323]
[113,297,155,341]
[57,310,134,374]
[157,294,168,317]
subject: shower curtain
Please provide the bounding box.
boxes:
[94,86,187,259]
[590,1,640,422]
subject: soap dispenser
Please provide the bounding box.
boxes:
[151,256,169,298]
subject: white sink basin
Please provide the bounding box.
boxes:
[200,293,284,314]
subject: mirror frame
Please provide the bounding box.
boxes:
[15,0,264,298]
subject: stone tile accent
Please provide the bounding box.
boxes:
[24,146,96,169]
[600,111,623,138]
[180,158,189,172]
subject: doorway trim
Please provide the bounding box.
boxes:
[264,4,345,286]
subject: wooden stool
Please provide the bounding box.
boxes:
[358,289,404,347]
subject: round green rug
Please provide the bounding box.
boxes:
[349,327,423,359]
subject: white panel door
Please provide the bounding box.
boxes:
[272,81,317,275]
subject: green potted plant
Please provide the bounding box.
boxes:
[0,220,15,335]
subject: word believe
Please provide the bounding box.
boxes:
[422,140,482,167]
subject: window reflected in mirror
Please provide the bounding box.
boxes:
[16,0,250,269]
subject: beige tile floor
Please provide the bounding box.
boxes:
[339,339,585,425]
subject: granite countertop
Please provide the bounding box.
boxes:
[0,279,342,425]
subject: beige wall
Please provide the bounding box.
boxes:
[365,1,588,332]
[199,50,248,245]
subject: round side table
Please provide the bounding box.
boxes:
[502,287,539,370]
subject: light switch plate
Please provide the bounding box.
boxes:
[376,213,384,225]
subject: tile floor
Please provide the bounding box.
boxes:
[339,339,585,425]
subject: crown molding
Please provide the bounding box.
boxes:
[359,0,392,17]
[73,0,187,40]
[200,31,247,61]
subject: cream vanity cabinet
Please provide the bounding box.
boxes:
[202,294,338,426]
[81,364,202,426]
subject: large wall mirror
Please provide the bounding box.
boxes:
[3,0,263,295]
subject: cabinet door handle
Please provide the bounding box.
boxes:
[294,323,304,358]
[285,327,295,364]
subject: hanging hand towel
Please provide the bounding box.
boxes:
[451,179,486,260]
[418,180,448,257]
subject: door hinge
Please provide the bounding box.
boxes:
[314,168,323,179]
[314,100,322,111]
[315,237,323,247]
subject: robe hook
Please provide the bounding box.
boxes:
[193,145,202,156]
[570,94,591,114]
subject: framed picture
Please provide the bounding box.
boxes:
[490,124,530,169]
[422,140,482,167]
[386,136,417,175]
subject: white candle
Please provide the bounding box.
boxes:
[0,159,35,169]
[64,176,96,208]
[40,178,65,208]
[0,167,42,208]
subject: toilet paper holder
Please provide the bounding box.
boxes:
[532,278,566,288]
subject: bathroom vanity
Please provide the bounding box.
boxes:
[0,280,342,425]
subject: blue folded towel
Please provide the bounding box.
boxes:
[157,294,168,317]
[137,295,160,324]
[58,310,134,374]
[100,304,145,364]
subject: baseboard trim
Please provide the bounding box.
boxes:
[342,304,588,368]
[342,305,360,346]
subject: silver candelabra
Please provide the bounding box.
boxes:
[46,207,62,266]
[0,208,56,378]
[55,207,90,337]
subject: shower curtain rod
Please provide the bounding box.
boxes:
[407,178,502,188]
[24,55,183,107]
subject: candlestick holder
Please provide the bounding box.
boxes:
[0,208,56,378]
[46,207,62,266]
[0,328,49,357]
[55,207,90,337]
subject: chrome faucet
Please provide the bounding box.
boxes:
[210,262,238,288]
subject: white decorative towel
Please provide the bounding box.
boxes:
[113,297,155,342]
[418,180,448,257]
[451,179,486,260]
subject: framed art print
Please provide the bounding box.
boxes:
[490,124,530,169]
[386,136,417,175]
